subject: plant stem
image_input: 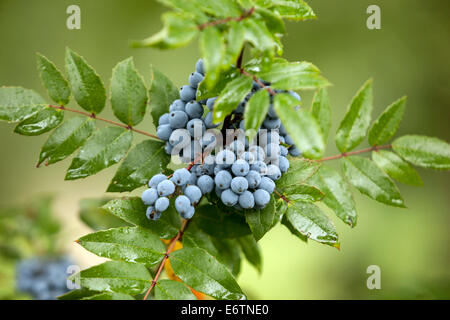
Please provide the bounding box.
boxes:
[143,219,190,300]
[197,7,255,30]
[319,144,392,162]
[48,105,161,141]
[239,68,276,96]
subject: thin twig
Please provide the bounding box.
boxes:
[197,7,255,30]
[48,105,161,140]
[319,144,392,162]
[239,68,276,96]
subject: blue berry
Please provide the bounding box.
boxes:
[159,113,170,125]
[254,189,270,208]
[146,206,161,220]
[206,97,217,111]
[285,135,294,146]
[180,85,196,102]
[157,180,175,197]
[280,145,288,157]
[197,175,214,194]
[267,164,282,180]
[149,174,167,188]
[278,156,289,173]
[196,59,205,75]
[221,189,239,206]
[169,99,186,112]
[265,143,281,159]
[239,191,255,209]
[215,170,232,189]
[169,111,189,129]
[259,177,275,194]
[165,142,173,155]
[169,129,190,147]
[215,186,223,197]
[142,188,158,205]
[187,172,197,185]
[189,72,204,88]
[240,151,255,163]
[173,168,191,186]
[231,176,248,194]
[157,124,172,140]
[288,91,301,102]
[184,185,202,205]
[155,197,170,212]
[185,101,204,119]
[181,205,195,219]
[204,112,219,129]
[263,118,281,129]
[215,150,236,167]
[250,161,268,175]
[175,195,191,215]
[245,170,261,189]
[267,104,277,118]
[289,146,302,157]
[231,159,250,176]
[186,118,205,137]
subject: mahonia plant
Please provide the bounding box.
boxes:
[1,0,449,300]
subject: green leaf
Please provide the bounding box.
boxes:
[368,96,406,146]
[58,288,99,300]
[196,68,240,101]
[65,48,106,114]
[110,57,148,126]
[149,66,179,129]
[198,0,241,17]
[281,213,308,242]
[255,8,285,34]
[242,19,276,62]
[36,53,71,105]
[311,87,331,144]
[65,127,133,180]
[70,261,151,295]
[108,140,170,192]
[212,75,252,123]
[335,79,373,152]
[245,197,276,241]
[201,27,225,88]
[258,0,316,20]
[237,235,262,273]
[82,292,135,300]
[283,184,324,202]
[79,198,129,231]
[277,158,321,187]
[0,87,45,123]
[37,116,95,166]
[194,204,252,238]
[372,150,423,186]
[308,165,357,227]
[285,201,339,248]
[273,93,324,158]
[170,247,246,300]
[211,238,241,277]
[183,222,219,257]
[102,197,180,239]
[257,60,329,90]
[155,280,197,300]
[244,89,270,141]
[392,135,450,171]
[14,107,63,136]
[133,12,198,49]
[341,156,405,207]
[225,21,245,66]
[77,226,166,267]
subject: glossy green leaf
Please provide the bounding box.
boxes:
[14,107,63,136]
[243,19,276,62]
[311,87,331,143]
[335,79,373,152]
[0,87,45,123]
[70,261,151,295]
[82,292,135,300]
[341,156,405,207]
[285,201,339,248]
[102,197,180,239]
[36,53,71,105]
[79,198,129,231]
[198,0,241,17]
[110,57,148,126]
[273,93,324,158]
[372,150,423,186]
[170,248,246,300]
[78,226,166,267]
[65,48,106,114]
[392,135,450,170]
[284,184,324,202]
[108,140,170,192]
[308,165,357,227]
[244,89,270,141]
[183,222,219,257]
[245,197,276,241]
[255,7,285,34]
[237,235,262,273]
[225,21,245,66]
[149,66,179,129]
[155,280,197,300]
[281,213,308,242]
[277,158,321,187]
[194,204,251,238]
[58,288,99,300]
[211,238,242,277]
[213,75,252,123]
[156,0,208,21]
[37,116,95,166]
[257,60,329,90]
[257,0,316,20]
[368,96,406,146]
[133,12,198,49]
[201,27,225,88]
[65,127,132,180]
[196,68,240,101]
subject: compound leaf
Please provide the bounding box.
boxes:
[284,184,324,203]
[277,158,321,187]
[36,53,71,105]
[82,292,135,300]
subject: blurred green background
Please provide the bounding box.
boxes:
[0,0,449,299]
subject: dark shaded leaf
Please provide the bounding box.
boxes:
[211,238,241,277]
[245,197,276,241]
[237,235,262,273]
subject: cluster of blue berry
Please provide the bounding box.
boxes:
[16,256,73,300]
[144,59,302,220]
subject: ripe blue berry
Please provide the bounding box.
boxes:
[289,146,302,157]
[204,112,219,129]
[169,111,189,129]
[165,142,173,155]
[245,170,261,189]
[155,197,170,212]
[265,143,281,160]
[173,168,191,186]
[231,176,248,194]
[186,118,205,137]
[231,159,250,176]
[280,145,288,157]
[189,72,204,88]
[215,170,232,189]
[267,164,282,180]
[254,189,270,208]
[195,59,205,75]
[180,85,196,102]
[216,150,236,167]
[185,101,204,119]
[250,161,268,175]
[149,174,167,188]
[184,185,202,205]
[221,189,239,206]
[175,195,191,215]
[259,177,275,194]
[169,99,186,112]
[141,188,158,205]
[187,172,197,185]
[239,191,255,209]
[157,180,175,197]
[285,135,294,146]
[159,113,170,125]
[181,205,195,219]
[206,97,217,111]
[278,156,289,173]
[197,175,214,194]
[146,206,161,220]
[157,124,172,141]
[169,129,190,147]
